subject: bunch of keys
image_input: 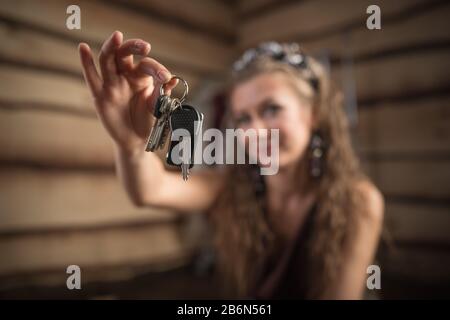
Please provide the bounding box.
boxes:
[145,76,203,181]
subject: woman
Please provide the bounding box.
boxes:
[78,31,384,299]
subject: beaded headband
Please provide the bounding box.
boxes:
[232,41,319,91]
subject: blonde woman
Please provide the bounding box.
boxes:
[78,31,384,299]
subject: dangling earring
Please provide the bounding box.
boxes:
[249,164,266,198]
[309,130,326,178]
[248,164,267,216]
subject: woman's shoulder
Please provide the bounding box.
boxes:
[352,178,385,226]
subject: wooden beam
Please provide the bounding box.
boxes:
[0,0,232,75]
[0,22,203,91]
[0,66,95,116]
[379,246,450,286]
[0,167,176,232]
[331,46,450,104]
[384,202,450,245]
[0,21,83,78]
[301,2,450,59]
[238,0,281,18]
[239,0,429,49]
[0,108,114,168]
[0,252,195,294]
[0,221,187,277]
[356,95,450,154]
[363,159,450,199]
[112,0,235,42]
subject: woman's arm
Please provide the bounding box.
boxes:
[323,180,385,299]
[114,144,224,212]
[79,31,223,213]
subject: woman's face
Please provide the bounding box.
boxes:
[230,72,314,170]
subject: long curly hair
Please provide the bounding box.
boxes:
[209,47,366,299]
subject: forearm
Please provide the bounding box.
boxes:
[113,144,166,206]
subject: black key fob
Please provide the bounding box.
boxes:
[166,105,203,168]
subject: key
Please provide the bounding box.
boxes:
[166,105,203,180]
[145,94,172,152]
[179,136,190,181]
[156,98,181,150]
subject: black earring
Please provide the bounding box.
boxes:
[249,164,267,217]
[249,164,266,198]
[309,131,326,178]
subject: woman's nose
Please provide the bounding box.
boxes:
[249,117,268,131]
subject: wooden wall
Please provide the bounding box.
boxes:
[236,0,450,298]
[0,0,233,294]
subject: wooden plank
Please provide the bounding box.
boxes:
[0,222,188,276]
[0,0,231,74]
[0,109,114,168]
[363,159,450,199]
[356,96,450,154]
[0,21,83,76]
[379,247,450,285]
[384,202,450,245]
[302,2,450,58]
[0,167,176,232]
[0,22,200,89]
[238,0,278,17]
[337,48,450,103]
[0,104,171,169]
[0,257,217,299]
[0,66,95,116]
[239,0,427,48]
[117,0,234,38]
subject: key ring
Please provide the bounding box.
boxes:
[159,75,189,103]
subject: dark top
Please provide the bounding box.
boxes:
[251,203,317,299]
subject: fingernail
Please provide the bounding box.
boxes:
[157,70,171,82]
[134,41,147,52]
[114,30,122,39]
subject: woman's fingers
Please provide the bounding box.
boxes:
[78,43,102,98]
[116,39,151,73]
[147,77,180,108]
[98,31,123,84]
[135,57,172,83]
[163,77,179,95]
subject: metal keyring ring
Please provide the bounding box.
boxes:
[159,75,189,103]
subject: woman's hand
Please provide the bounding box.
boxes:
[78,31,178,154]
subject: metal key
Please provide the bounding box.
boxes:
[157,98,181,150]
[166,105,203,180]
[179,136,191,181]
[145,76,189,153]
[145,94,172,152]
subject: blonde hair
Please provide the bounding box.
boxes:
[210,51,366,298]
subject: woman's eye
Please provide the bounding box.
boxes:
[235,114,250,126]
[262,104,281,117]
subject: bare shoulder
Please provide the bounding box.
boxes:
[353,179,385,225]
